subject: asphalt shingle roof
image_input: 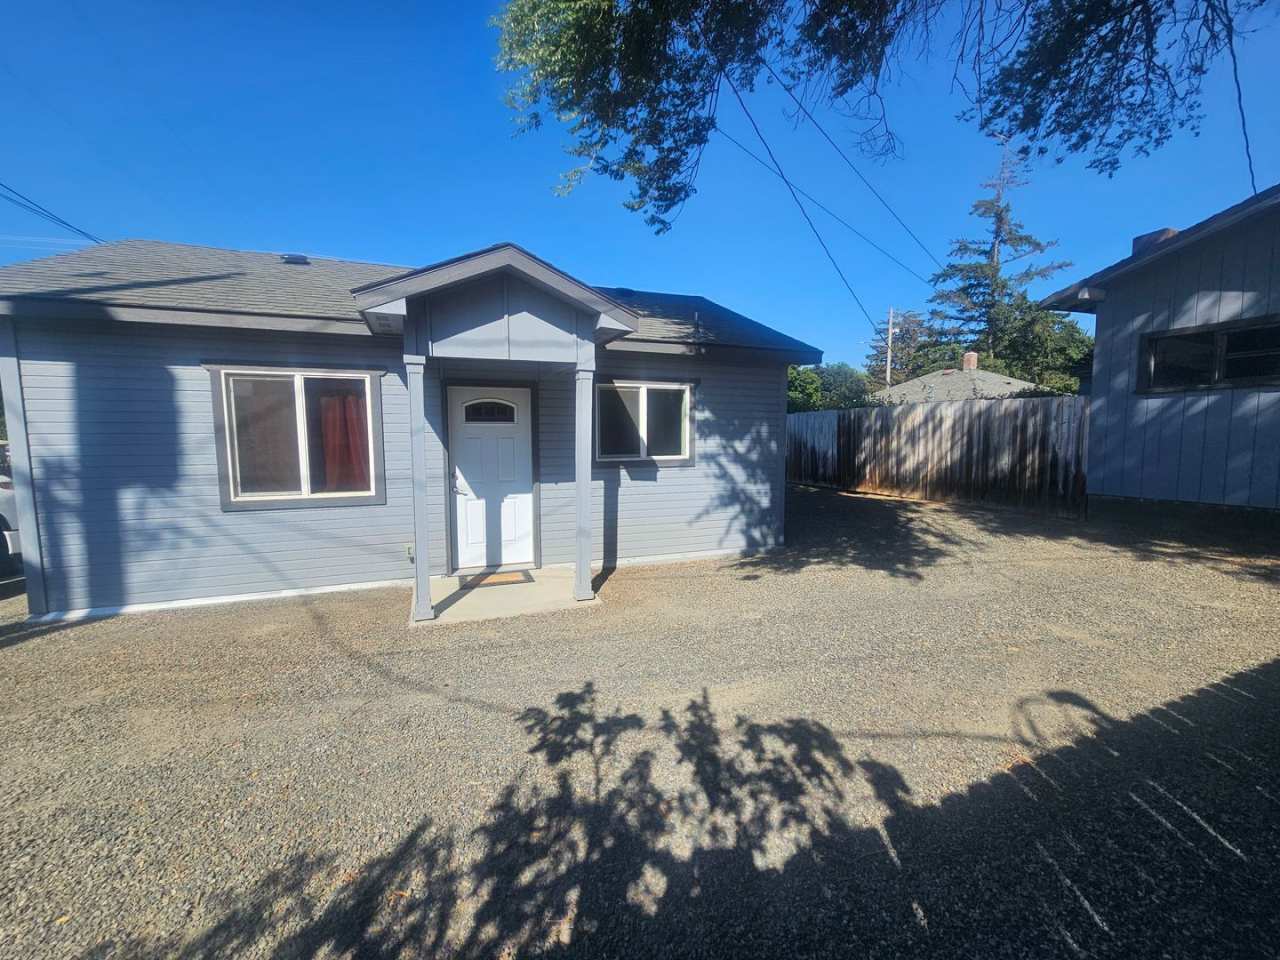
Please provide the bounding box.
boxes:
[874,367,1039,404]
[0,240,820,356]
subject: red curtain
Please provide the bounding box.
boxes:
[319,393,369,491]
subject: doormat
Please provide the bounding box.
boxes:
[458,570,535,590]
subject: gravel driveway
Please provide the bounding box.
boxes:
[2,485,1278,959]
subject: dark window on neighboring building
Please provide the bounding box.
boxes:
[1144,316,1280,390]
[1150,331,1216,389]
[1224,323,1280,381]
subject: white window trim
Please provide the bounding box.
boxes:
[221,368,377,503]
[595,381,691,462]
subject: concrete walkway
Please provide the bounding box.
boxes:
[425,566,597,624]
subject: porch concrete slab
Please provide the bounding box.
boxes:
[422,566,597,624]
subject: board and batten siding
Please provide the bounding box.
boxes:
[15,319,414,614]
[420,352,788,573]
[1088,206,1280,509]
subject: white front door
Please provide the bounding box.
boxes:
[448,385,534,570]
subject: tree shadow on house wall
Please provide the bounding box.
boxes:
[91,659,1280,959]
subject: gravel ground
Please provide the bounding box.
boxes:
[2,485,1279,959]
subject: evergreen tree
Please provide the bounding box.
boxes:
[922,150,1093,391]
[865,310,927,389]
[927,148,1070,359]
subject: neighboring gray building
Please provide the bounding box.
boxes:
[1043,184,1280,510]
[0,240,819,619]
[874,352,1037,403]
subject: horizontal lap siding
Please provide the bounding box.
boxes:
[18,320,413,612]
[1091,207,1280,509]
[540,355,787,565]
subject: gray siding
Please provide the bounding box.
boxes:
[17,319,414,613]
[14,314,786,613]
[1089,206,1280,508]
[420,352,787,574]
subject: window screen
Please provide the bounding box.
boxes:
[229,375,302,495]
[645,388,686,457]
[597,385,642,458]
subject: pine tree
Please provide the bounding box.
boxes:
[865,310,928,389]
[921,147,1093,390]
[927,146,1070,360]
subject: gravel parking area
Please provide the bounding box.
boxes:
[2,485,1279,959]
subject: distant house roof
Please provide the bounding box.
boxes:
[1042,181,1280,313]
[0,239,821,361]
[874,367,1039,404]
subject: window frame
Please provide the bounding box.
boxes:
[1138,313,1280,394]
[594,379,695,466]
[206,364,387,512]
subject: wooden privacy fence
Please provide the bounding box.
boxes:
[787,397,1089,513]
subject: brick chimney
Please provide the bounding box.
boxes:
[1132,227,1178,257]
[962,351,979,372]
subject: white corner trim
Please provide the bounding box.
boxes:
[29,578,415,624]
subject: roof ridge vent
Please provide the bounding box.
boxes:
[279,253,310,265]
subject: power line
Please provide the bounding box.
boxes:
[0,179,103,244]
[720,71,875,329]
[715,127,932,286]
[762,62,944,270]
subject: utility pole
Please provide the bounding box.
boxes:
[885,307,895,386]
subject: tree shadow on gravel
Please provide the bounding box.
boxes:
[742,485,1280,584]
[87,661,1280,959]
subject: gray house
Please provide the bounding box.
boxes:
[0,240,819,620]
[1044,184,1280,510]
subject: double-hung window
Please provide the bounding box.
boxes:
[211,367,385,509]
[1142,315,1280,391]
[595,381,692,463]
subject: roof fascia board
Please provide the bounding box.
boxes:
[0,297,376,337]
[352,245,640,332]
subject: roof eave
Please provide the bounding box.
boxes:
[1041,181,1280,312]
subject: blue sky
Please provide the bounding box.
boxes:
[2,1,1277,365]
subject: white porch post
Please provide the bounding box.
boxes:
[573,366,595,600]
[405,352,435,621]
[405,292,436,622]
[573,315,596,601]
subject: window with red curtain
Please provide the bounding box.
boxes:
[304,377,370,493]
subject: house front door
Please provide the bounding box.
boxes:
[447,385,534,570]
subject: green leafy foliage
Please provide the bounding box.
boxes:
[786,364,822,412]
[787,363,871,412]
[494,0,1268,231]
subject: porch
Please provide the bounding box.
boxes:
[351,244,643,622]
